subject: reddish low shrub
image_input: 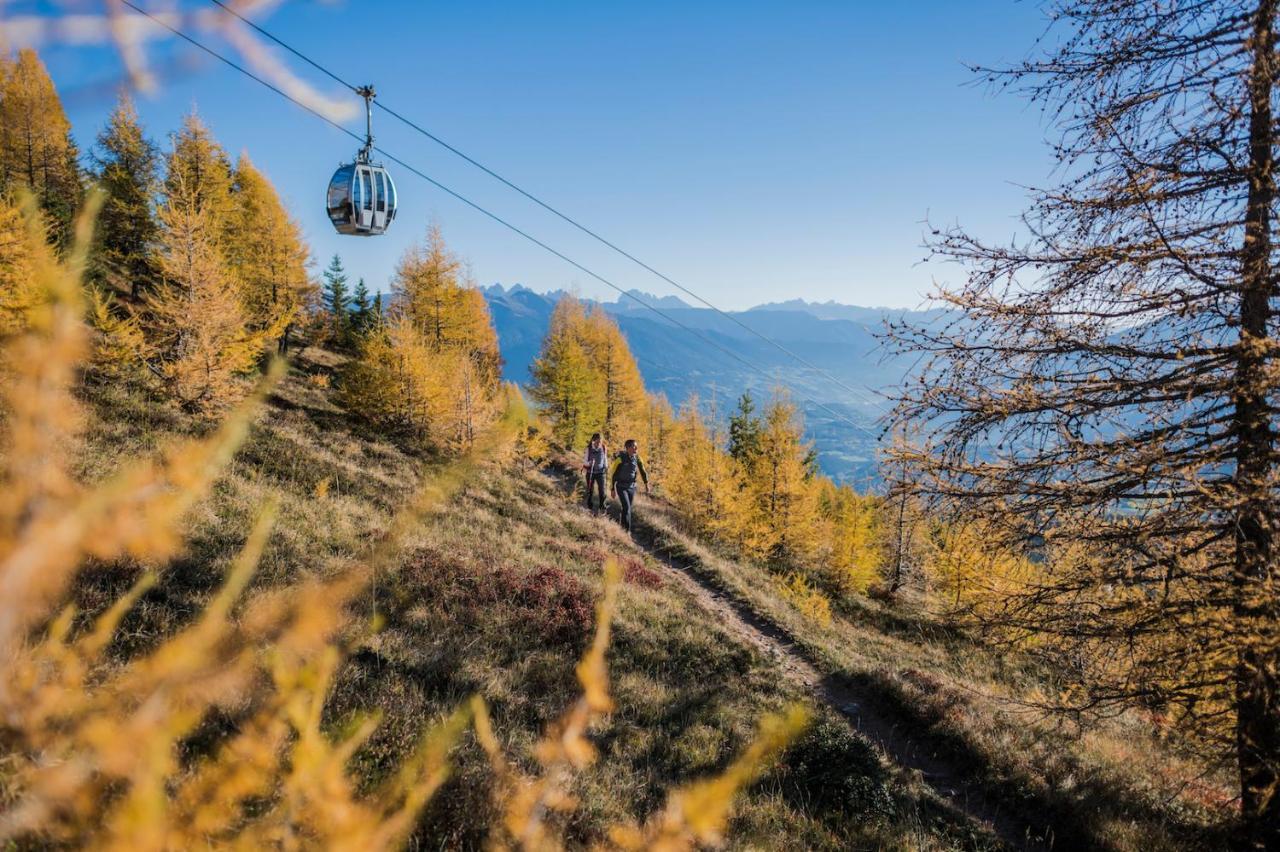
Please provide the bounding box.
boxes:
[514,564,596,645]
[622,557,663,590]
[402,547,594,649]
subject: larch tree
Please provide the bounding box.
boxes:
[815,480,882,595]
[582,305,647,442]
[888,1,1280,842]
[665,399,745,545]
[743,396,818,565]
[529,296,605,449]
[641,392,676,483]
[225,154,313,356]
[340,224,501,451]
[0,197,38,337]
[391,224,502,386]
[392,222,461,343]
[145,179,254,411]
[879,428,930,596]
[336,326,403,429]
[84,285,147,381]
[0,49,83,250]
[341,318,487,451]
[163,112,234,231]
[452,278,503,390]
[90,94,160,298]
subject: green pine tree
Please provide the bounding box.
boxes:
[351,277,372,334]
[322,253,351,346]
[728,392,762,464]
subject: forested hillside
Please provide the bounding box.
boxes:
[482,284,936,483]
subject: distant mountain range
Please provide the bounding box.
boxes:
[483,284,942,485]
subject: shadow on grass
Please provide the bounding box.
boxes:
[833,667,1234,852]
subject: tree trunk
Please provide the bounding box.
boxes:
[890,488,908,594]
[1234,2,1280,846]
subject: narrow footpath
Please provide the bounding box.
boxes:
[546,465,1051,851]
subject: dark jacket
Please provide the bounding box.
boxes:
[609,451,648,489]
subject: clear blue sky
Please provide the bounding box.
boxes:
[28,0,1054,309]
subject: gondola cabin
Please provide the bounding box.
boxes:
[327,162,396,236]
[327,84,397,236]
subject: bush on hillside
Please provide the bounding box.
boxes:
[770,714,896,822]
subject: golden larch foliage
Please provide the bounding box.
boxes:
[391,222,501,385]
[0,194,40,337]
[664,399,748,545]
[640,392,676,483]
[85,284,147,379]
[224,153,315,354]
[529,296,602,449]
[144,188,256,411]
[928,521,1036,612]
[341,223,501,451]
[90,93,161,298]
[0,218,512,845]
[0,49,83,247]
[163,112,234,227]
[582,305,647,441]
[529,295,648,450]
[777,572,834,628]
[815,479,883,595]
[739,395,820,564]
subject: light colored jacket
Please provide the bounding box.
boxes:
[583,443,608,474]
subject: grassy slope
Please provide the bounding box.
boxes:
[635,497,1237,851]
[74,354,994,851]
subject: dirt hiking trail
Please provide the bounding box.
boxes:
[545,465,1052,851]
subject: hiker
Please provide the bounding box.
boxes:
[609,439,649,534]
[581,433,609,514]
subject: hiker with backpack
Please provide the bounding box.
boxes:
[581,433,609,515]
[609,439,649,534]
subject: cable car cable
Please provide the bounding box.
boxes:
[204,0,887,413]
[121,0,880,440]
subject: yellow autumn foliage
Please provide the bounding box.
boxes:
[929,520,1037,612]
[0,195,40,337]
[144,187,257,411]
[340,224,502,452]
[85,284,147,378]
[0,202,488,847]
[0,49,82,248]
[815,479,883,595]
[664,399,748,544]
[224,153,315,354]
[529,295,647,450]
[777,572,834,628]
